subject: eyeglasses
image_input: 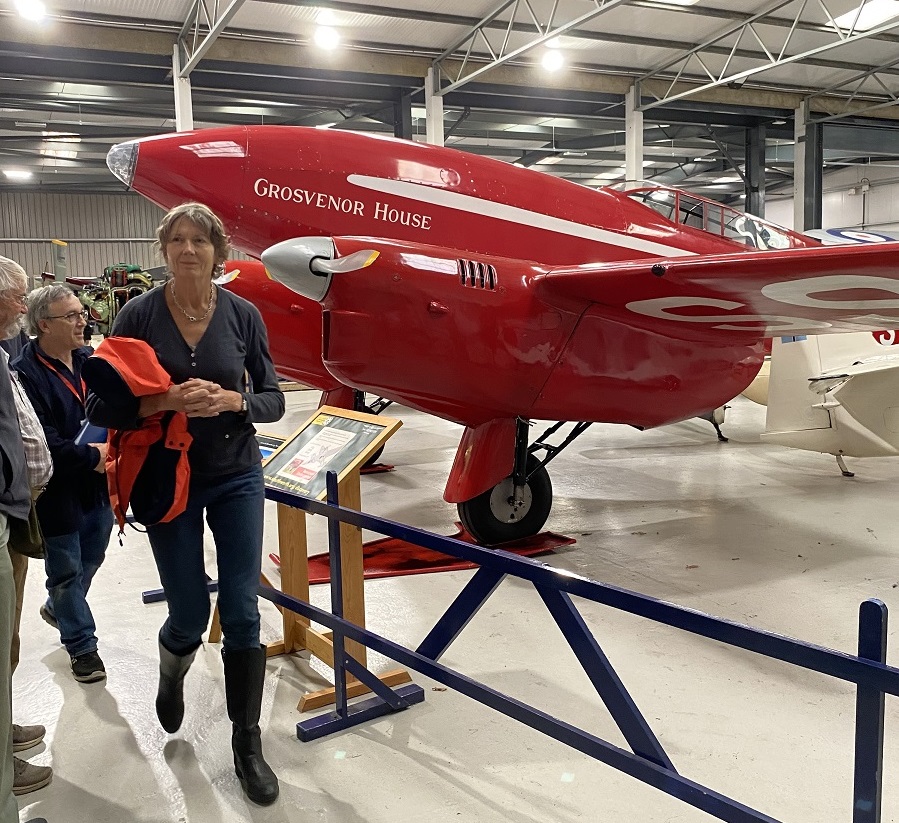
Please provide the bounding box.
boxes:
[2,291,27,306]
[46,309,89,323]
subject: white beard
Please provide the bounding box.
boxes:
[2,314,23,341]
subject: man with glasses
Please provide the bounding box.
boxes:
[12,285,112,685]
[0,257,50,822]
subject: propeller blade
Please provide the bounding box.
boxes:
[310,249,380,275]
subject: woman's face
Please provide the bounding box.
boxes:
[165,217,217,279]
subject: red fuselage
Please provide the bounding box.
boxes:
[124,126,812,428]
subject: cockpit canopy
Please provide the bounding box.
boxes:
[611,182,813,251]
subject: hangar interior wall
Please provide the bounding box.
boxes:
[0,192,249,287]
[0,191,166,286]
[767,168,899,234]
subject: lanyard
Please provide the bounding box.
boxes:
[36,352,86,407]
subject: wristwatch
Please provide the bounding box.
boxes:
[240,395,248,414]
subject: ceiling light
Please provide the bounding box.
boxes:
[42,130,80,142]
[832,0,899,31]
[15,0,46,21]
[542,50,564,72]
[315,122,337,129]
[546,37,564,49]
[3,169,33,181]
[313,26,340,50]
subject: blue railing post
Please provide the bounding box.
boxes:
[325,470,348,718]
[853,598,887,823]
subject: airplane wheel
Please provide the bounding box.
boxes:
[363,443,384,468]
[457,456,552,546]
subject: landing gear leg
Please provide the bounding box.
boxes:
[698,407,728,442]
[836,454,855,477]
[457,419,553,546]
[354,390,391,467]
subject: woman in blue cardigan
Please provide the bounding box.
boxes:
[86,203,285,806]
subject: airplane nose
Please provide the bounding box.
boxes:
[107,140,138,187]
[262,237,336,302]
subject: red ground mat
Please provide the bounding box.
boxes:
[296,523,576,585]
[360,463,394,475]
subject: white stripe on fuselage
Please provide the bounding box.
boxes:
[347,174,698,259]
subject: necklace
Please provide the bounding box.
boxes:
[170,280,215,323]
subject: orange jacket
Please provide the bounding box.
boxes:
[87,338,192,531]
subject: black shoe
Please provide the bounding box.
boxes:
[39,604,58,630]
[233,727,279,805]
[71,650,106,683]
[156,640,198,733]
[224,646,279,805]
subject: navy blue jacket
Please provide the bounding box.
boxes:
[12,341,109,537]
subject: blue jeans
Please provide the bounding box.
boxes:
[44,503,114,658]
[146,465,264,655]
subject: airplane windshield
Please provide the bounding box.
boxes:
[611,183,804,250]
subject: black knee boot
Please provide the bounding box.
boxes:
[223,645,279,805]
[156,639,199,733]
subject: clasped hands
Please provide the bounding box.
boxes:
[168,378,241,418]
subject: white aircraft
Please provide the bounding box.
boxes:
[745,227,899,475]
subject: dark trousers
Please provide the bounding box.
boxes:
[146,465,264,654]
[43,504,114,658]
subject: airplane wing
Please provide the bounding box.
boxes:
[535,242,899,338]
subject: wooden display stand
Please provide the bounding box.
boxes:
[210,406,407,711]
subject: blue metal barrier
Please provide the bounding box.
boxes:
[262,472,895,823]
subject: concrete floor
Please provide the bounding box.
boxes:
[12,390,899,823]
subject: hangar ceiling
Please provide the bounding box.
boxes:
[1,0,899,207]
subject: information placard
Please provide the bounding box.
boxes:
[262,406,400,500]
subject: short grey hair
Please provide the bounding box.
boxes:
[155,202,230,266]
[26,283,78,337]
[0,255,28,293]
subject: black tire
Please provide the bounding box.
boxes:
[362,443,385,468]
[457,455,553,545]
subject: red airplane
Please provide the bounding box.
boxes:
[106,126,899,544]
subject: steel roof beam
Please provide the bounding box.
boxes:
[431,0,633,95]
[176,0,247,77]
[807,55,899,123]
[265,1,899,47]
[637,0,899,111]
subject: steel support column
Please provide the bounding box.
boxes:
[793,101,822,231]
[394,93,413,140]
[172,45,194,132]
[625,85,644,184]
[745,124,766,217]
[425,67,444,146]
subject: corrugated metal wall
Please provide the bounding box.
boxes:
[0,192,163,285]
[0,192,248,288]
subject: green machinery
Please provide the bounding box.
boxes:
[78,263,154,337]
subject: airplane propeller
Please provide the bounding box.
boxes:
[261,237,379,301]
[309,249,380,276]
